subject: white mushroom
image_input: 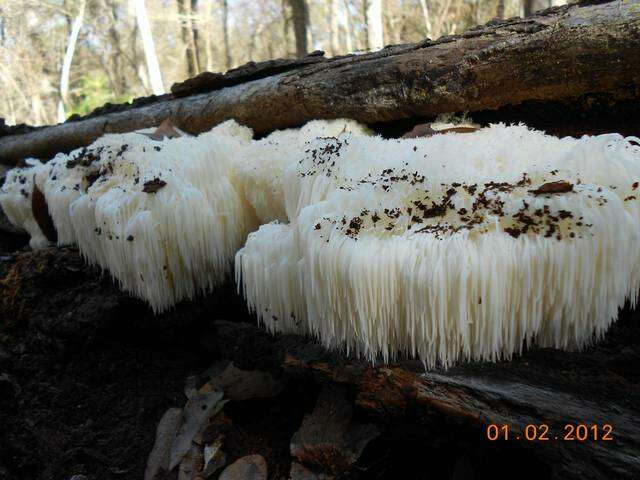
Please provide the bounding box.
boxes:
[235,119,371,223]
[0,159,52,250]
[237,125,640,367]
[66,120,256,311]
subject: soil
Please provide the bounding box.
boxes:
[1,237,638,480]
[0,243,557,480]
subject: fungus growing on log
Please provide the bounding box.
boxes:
[236,119,371,223]
[237,124,640,367]
[66,121,256,311]
[0,159,52,249]
[0,120,257,312]
[3,119,640,366]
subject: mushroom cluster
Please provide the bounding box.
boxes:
[237,125,640,367]
[2,120,639,367]
[1,120,259,311]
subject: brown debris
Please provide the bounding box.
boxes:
[290,385,379,475]
[169,389,225,470]
[144,408,184,480]
[143,178,167,193]
[198,362,283,402]
[530,180,573,195]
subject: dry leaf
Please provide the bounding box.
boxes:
[141,118,183,141]
[169,389,225,470]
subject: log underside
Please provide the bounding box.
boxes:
[0,1,639,479]
[1,0,640,164]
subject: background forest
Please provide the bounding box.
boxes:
[0,0,565,127]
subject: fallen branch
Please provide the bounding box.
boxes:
[1,0,639,164]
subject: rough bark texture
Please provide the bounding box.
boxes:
[1,0,639,165]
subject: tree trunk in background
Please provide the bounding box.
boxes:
[58,0,86,123]
[287,0,309,57]
[202,0,213,71]
[133,0,164,95]
[221,0,232,70]
[523,0,535,17]
[106,0,128,96]
[191,0,203,74]
[419,0,432,37]
[329,0,340,56]
[364,0,384,51]
[433,0,453,39]
[177,0,199,77]
[343,0,354,53]
[496,0,505,19]
[282,0,292,57]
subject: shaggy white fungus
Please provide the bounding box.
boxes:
[237,125,640,367]
[66,120,256,311]
[0,159,52,249]
[4,118,639,368]
[235,119,371,223]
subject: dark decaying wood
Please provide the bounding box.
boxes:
[0,247,637,479]
[1,0,639,165]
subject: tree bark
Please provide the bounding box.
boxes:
[0,1,638,165]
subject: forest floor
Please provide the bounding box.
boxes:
[0,236,638,479]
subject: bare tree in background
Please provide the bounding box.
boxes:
[104,0,128,96]
[419,0,432,37]
[191,0,204,73]
[496,0,505,19]
[133,0,164,95]
[523,0,559,16]
[329,0,340,56]
[58,0,86,123]
[221,0,232,70]
[342,0,354,53]
[287,0,309,57]
[177,0,199,76]
[364,0,384,51]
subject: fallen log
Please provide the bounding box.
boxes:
[1,0,639,164]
